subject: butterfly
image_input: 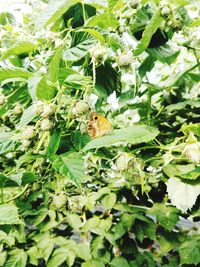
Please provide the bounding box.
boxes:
[87,112,113,138]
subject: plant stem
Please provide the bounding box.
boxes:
[92,58,96,88]
[5,184,29,203]
[1,186,4,204]
[82,0,86,24]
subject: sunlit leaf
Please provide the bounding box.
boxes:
[63,36,95,61]
[166,177,200,212]
[179,238,200,265]
[0,11,16,25]
[52,152,85,185]
[5,249,27,267]
[35,0,80,28]
[82,125,159,151]
[3,41,37,59]
[0,204,21,225]
[0,67,32,81]
[147,203,179,231]
[17,104,35,127]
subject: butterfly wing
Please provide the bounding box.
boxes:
[88,112,112,138]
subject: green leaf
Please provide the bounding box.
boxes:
[110,257,130,267]
[0,11,16,25]
[189,18,200,27]
[28,75,42,101]
[147,203,179,231]
[178,167,200,180]
[0,67,32,82]
[0,230,15,246]
[138,55,155,78]
[179,238,200,265]
[48,48,63,83]
[0,87,27,116]
[71,131,91,151]
[0,204,21,225]
[81,260,105,267]
[35,0,80,28]
[181,123,200,137]
[47,247,70,267]
[133,251,156,267]
[112,214,135,240]
[17,104,35,127]
[166,100,200,112]
[36,236,54,262]
[3,41,37,59]
[0,140,15,155]
[108,0,123,13]
[95,62,122,97]
[75,243,91,261]
[5,249,27,267]
[114,203,148,213]
[134,9,163,56]
[147,44,180,64]
[82,125,159,151]
[47,130,61,155]
[0,132,14,143]
[67,213,82,230]
[133,217,156,242]
[63,36,95,61]
[163,164,196,179]
[166,177,200,212]
[102,193,117,210]
[86,13,119,29]
[157,235,175,255]
[36,75,56,100]
[76,28,105,45]
[91,236,104,259]
[52,152,85,185]
[177,6,191,26]
[65,74,93,90]
[0,251,7,266]
[162,63,200,88]
[66,250,76,267]
[163,164,200,180]
[27,246,40,266]
[9,170,25,186]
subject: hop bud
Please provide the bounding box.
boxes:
[161,6,171,17]
[116,153,132,171]
[173,19,183,31]
[91,45,106,61]
[13,103,23,115]
[130,0,139,9]
[0,93,6,105]
[5,152,14,159]
[42,104,54,117]
[73,100,89,116]
[182,132,200,163]
[52,193,67,209]
[40,118,53,131]
[118,54,133,67]
[79,122,88,133]
[21,139,31,147]
[118,26,126,34]
[33,100,44,115]
[21,127,36,140]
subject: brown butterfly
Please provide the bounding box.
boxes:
[87,112,113,138]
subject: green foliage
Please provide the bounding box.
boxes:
[82,125,159,151]
[0,204,21,225]
[0,0,200,266]
[134,9,163,55]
